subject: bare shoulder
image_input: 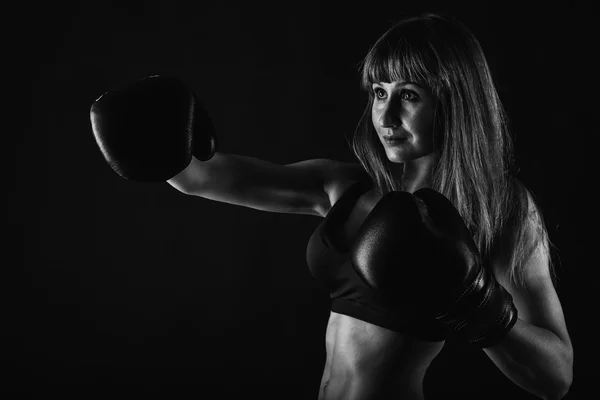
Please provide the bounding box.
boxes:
[490,180,551,287]
[514,182,547,244]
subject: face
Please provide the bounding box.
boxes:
[371,81,436,163]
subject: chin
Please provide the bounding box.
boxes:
[385,149,414,163]
[386,156,406,164]
[386,150,434,165]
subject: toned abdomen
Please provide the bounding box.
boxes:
[318,311,445,400]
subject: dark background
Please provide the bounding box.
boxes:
[8,0,592,399]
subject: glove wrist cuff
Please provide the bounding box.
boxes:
[190,92,218,162]
[468,301,518,347]
[436,265,519,346]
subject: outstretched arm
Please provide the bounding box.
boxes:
[168,154,368,217]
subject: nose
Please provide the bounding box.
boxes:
[378,99,401,129]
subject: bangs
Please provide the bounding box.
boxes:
[360,27,439,94]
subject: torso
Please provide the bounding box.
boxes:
[318,181,445,400]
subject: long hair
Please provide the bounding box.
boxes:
[350,12,556,289]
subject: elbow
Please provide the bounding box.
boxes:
[536,376,571,400]
[558,343,574,399]
[549,381,572,400]
[543,359,573,400]
[543,383,571,400]
[556,366,573,400]
[536,343,573,400]
[558,385,572,400]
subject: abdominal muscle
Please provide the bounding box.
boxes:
[318,311,445,400]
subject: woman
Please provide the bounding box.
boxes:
[91,12,573,400]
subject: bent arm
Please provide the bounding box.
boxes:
[485,221,573,399]
[484,318,573,400]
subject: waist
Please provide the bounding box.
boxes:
[320,368,426,400]
[320,312,443,399]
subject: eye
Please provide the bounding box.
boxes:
[373,87,386,99]
[372,87,419,101]
[401,90,419,101]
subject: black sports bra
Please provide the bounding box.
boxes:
[306,180,447,341]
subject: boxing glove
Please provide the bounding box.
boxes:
[350,188,517,347]
[90,75,217,182]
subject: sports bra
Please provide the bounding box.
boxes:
[306,180,447,342]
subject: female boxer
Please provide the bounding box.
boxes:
[91,12,573,400]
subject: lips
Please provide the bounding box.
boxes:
[383,136,408,147]
[383,136,408,143]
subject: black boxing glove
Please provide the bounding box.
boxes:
[349,190,452,341]
[90,75,217,182]
[350,189,517,347]
[413,188,518,348]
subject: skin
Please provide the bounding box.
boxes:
[318,80,443,400]
[319,80,573,399]
[166,77,572,399]
[371,80,438,193]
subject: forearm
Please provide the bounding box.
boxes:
[167,152,310,196]
[483,318,573,400]
[167,152,272,195]
[166,152,325,215]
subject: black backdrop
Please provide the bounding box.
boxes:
[10,1,592,399]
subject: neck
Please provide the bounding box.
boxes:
[396,152,437,193]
